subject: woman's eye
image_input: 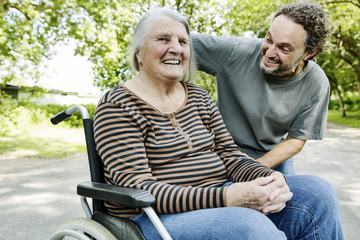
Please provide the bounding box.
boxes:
[179,39,188,45]
[159,37,169,42]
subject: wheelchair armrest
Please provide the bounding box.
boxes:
[77,181,156,208]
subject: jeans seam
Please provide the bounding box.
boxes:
[285,205,320,240]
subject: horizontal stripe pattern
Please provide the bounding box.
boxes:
[94,82,273,217]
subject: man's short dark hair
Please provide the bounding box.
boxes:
[274,2,329,57]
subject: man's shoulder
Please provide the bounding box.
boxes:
[304,61,329,86]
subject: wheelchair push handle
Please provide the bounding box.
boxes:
[51,105,90,125]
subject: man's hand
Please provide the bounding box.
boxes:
[225,172,292,214]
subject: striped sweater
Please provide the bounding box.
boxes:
[94,82,274,217]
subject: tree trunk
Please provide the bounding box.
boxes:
[335,86,346,117]
[356,69,360,95]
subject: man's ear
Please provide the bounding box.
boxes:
[304,48,320,61]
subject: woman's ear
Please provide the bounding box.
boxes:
[135,49,142,67]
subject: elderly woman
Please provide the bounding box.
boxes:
[94,7,343,240]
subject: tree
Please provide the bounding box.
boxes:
[323,0,360,94]
[1,0,360,107]
[0,0,76,88]
[222,0,291,37]
[1,0,232,100]
[318,51,356,116]
[68,0,234,90]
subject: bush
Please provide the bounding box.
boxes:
[328,99,339,110]
[329,94,360,111]
[42,103,96,128]
[0,97,48,135]
[0,98,96,136]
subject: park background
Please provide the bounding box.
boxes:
[0,0,359,239]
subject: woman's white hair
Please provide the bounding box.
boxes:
[130,7,197,82]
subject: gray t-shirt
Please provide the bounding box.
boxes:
[192,34,330,152]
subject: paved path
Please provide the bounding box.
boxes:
[295,122,360,240]
[0,155,89,240]
[0,122,359,239]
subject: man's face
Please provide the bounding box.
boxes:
[260,15,311,78]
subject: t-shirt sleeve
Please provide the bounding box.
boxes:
[288,76,330,140]
[191,33,237,76]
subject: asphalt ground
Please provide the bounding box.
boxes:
[0,122,359,239]
[295,122,360,240]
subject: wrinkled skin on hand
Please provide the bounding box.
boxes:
[225,172,293,214]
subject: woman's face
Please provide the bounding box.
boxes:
[136,17,190,82]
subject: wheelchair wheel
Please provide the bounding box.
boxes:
[49,218,117,240]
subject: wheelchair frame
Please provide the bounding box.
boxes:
[49,105,172,240]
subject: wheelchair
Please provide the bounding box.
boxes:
[49,105,172,240]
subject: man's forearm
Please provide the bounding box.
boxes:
[256,137,306,169]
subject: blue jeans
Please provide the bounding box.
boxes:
[130,175,343,240]
[273,157,295,176]
[240,146,296,176]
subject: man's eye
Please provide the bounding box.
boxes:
[159,38,169,42]
[281,47,291,53]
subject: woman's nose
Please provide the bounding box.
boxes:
[168,39,182,53]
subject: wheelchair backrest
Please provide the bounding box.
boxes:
[83,118,107,213]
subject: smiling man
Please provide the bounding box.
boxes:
[192,2,330,175]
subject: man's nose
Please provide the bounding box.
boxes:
[265,44,278,58]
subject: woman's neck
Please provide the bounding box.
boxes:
[124,75,186,114]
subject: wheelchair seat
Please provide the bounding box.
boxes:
[92,212,145,240]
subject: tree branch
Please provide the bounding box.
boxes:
[326,0,360,8]
[3,3,32,21]
[332,33,360,59]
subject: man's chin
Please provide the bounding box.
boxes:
[260,63,277,75]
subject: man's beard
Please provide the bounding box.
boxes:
[260,51,303,77]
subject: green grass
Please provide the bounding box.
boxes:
[0,99,88,159]
[328,110,360,129]
[0,122,87,159]
[0,134,86,158]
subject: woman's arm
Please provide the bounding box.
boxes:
[205,95,275,181]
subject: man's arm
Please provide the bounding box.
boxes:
[192,33,238,75]
[256,136,306,168]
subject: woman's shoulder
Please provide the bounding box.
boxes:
[184,82,214,107]
[185,82,210,96]
[98,84,131,105]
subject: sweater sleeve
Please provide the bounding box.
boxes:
[94,99,226,217]
[204,94,275,181]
